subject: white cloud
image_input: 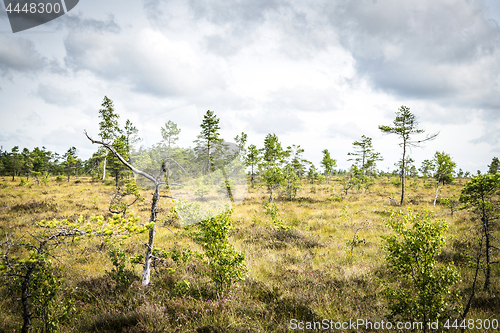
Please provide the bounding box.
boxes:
[36,83,80,106]
[64,28,226,97]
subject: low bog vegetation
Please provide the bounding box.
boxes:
[0,175,499,332]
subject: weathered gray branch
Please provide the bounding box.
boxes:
[84,130,185,287]
[85,130,157,183]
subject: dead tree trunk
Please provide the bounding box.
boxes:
[142,185,159,286]
[85,130,184,287]
[433,182,440,207]
[102,157,107,181]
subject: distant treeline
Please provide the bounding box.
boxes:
[2,97,499,187]
[0,146,91,181]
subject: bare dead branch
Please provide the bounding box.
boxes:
[85,130,157,183]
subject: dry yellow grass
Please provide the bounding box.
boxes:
[0,175,498,332]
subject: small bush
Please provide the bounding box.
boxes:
[390,177,401,187]
[106,245,137,290]
[197,210,246,297]
[382,209,461,327]
[174,280,191,296]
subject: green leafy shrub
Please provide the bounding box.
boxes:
[263,201,290,230]
[1,245,61,332]
[106,245,136,290]
[390,177,402,187]
[382,210,461,329]
[439,196,459,216]
[173,279,191,296]
[197,210,246,297]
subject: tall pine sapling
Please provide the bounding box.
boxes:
[379,106,438,205]
[195,110,223,174]
[245,144,260,187]
[98,96,121,181]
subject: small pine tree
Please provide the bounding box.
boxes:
[488,157,500,174]
[195,110,223,173]
[260,134,287,203]
[245,144,260,187]
[433,151,456,185]
[347,135,382,176]
[459,173,500,290]
[321,149,336,183]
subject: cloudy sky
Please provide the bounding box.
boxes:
[1,0,499,173]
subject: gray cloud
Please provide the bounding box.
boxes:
[63,27,226,97]
[36,83,80,107]
[0,35,47,76]
[145,0,500,123]
[470,121,500,146]
[51,13,120,33]
[243,108,304,135]
[24,112,46,126]
[203,33,255,57]
[0,5,7,23]
[326,122,366,141]
[0,131,29,148]
[144,0,291,57]
[188,0,282,25]
[324,0,500,111]
[42,126,88,152]
[264,86,342,112]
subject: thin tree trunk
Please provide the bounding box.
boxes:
[484,215,491,290]
[142,184,159,286]
[21,266,35,333]
[433,183,440,206]
[220,166,234,204]
[400,142,406,205]
[461,236,483,333]
[85,131,185,288]
[102,157,107,180]
[251,164,254,186]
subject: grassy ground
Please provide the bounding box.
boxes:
[0,175,498,332]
